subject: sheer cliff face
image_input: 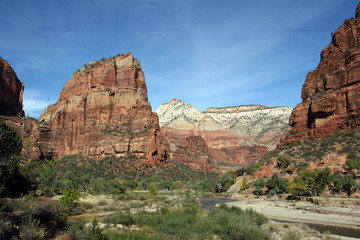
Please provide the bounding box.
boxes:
[0,58,24,117]
[40,53,169,161]
[285,4,360,143]
[156,99,292,172]
[0,58,53,160]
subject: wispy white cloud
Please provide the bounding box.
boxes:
[23,89,56,118]
[1,0,356,116]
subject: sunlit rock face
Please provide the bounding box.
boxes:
[284,4,360,143]
[0,58,53,160]
[0,58,24,117]
[156,99,292,173]
[40,53,169,161]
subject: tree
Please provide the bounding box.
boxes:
[277,155,291,169]
[59,188,80,218]
[289,168,331,196]
[149,182,158,197]
[265,174,288,195]
[253,178,266,196]
[0,121,23,196]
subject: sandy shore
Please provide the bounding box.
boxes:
[225,194,360,239]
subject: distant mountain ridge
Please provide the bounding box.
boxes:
[156,99,292,172]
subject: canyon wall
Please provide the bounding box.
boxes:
[0,58,24,117]
[284,4,360,143]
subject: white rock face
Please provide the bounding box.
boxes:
[156,99,292,150]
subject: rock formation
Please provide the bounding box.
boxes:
[0,57,24,116]
[39,53,169,161]
[284,4,360,143]
[0,58,53,160]
[0,116,53,160]
[172,135,217,172]
[156,99,292,172]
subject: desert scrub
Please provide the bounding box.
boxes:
[104,203,268,239]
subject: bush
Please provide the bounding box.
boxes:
[87,219,108,240]
[240,179,251,191]
[288,168,331,196]
[266,174,288,195]
[149,182,158,197]
[253,178,266,196]
[60,188,80,217]
[105,202,268,239]
[277,155,291,169]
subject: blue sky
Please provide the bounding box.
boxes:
[0,0,358,118]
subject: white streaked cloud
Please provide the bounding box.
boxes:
[23,89,57,118]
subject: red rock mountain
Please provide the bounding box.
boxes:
[39,53,169,161]
[0,58,53,160]
[0,57,24,116]
[156,99,292,173]
[285,4,360,143]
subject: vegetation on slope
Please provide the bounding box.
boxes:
[235,129,360,197]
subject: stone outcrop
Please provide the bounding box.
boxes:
[0,116,53,160]
[0,57,24,116]
[0,58,52,159]
[156,99,292,172]
[284,4,360,143]
[39,53,169,161]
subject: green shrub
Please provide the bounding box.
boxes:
[105,202,268,239]
[149,182,159,197]
[253,178,266,196]
[87,219,108,240]
[60,188,80,217]
[288,168,331,196]
[277,155,291,169]
[240,179,251,191]
[266,174,288,195]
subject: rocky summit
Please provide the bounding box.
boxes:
[156,99,292,172]
[284,4,360,143]
[39,53,169,161]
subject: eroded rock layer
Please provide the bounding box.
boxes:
[0,58,24,116]
[39,53,169,161]
[156,99,292,172]
[285,4,360,143]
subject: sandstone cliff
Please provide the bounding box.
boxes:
[285,3,360,143]
[0,58,53,160]
[39,53,169,161]
[0,57,24,116]
[156,99,292,172]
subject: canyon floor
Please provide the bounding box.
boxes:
[225,194,360,239]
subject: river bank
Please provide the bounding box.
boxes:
[223,194,360,239]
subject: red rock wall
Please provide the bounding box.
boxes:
[0,58,24,116]
[285,4,360,143]
[162,127,268,173]
[39,53,169,161]
[172,135,217,172]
